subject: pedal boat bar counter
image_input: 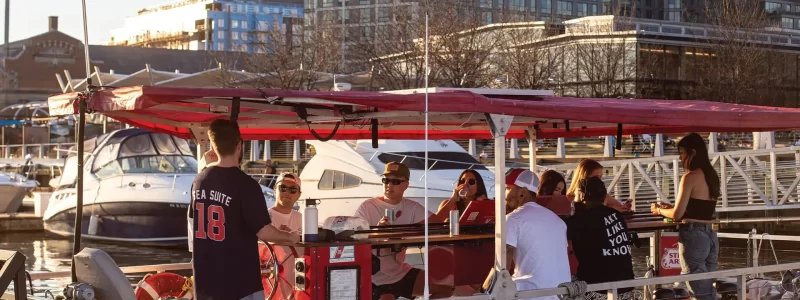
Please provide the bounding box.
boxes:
[47,86,800,300]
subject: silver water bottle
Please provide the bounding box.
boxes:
[449,210,460,236]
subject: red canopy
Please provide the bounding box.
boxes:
[48,86,800,140]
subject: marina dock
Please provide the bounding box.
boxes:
[0,213,43,232]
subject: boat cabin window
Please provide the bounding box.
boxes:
[119,156,197,174]
[90,131,198,175]
[318,170,362,190]
[377,152,487,171]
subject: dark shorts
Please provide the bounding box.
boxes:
[372,268,421,300]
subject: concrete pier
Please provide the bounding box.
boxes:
[0,213,43,232]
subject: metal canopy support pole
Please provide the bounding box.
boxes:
[72,0,92,283]
[468,139,477,157]
[526,127,536,172]
[487,114,517,299]
[655,133,664,157]
[509,139,519,159]
[708,132,718,154]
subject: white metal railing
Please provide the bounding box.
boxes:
[539,146,800,213]
[451,261,800,300]
[0,143,72,159]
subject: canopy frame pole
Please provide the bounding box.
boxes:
[486,113,516,299]
[71,0,93,283]
[525,126,536,172]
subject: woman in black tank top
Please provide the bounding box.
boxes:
[651,133,721,300]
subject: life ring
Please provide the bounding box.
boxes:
[134,272,194,300]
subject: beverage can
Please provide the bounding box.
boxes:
[385,209,395,224]
[449,210,460,236]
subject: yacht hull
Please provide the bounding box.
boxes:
[0,185,31,213]
[44,202,189,246]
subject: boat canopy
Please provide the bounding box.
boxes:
[47,86,800,141]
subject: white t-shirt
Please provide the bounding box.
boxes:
[354,197,432,285]
[506,202,571,300]
[268,207,302,233]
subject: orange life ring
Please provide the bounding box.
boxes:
[135,272,194,300]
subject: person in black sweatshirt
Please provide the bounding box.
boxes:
[566,177,638,300]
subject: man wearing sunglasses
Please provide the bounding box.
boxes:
[190,120,301,300]
[355,162,452,300]
[268,172,303,233]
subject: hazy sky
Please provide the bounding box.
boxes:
[0,0,166,44]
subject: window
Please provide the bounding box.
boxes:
[95,161,122,178]
[218,19,225,28]
[119,156,196,174]
[378,8,389,22]
[482,11,492,24]
[376,152,488,171]
[360,8,371,23]
[232,32,239,40]
[576,3,587,16]
[668,0,680,9]
[511,0,524,10]
[217,43,224,51]
[541,0,551,13]
[668,11,680,21]
[558,1,572,15]
[241,32,248,41]
[232,20,239,28]
[765,2,781,13]
[318,170,362,190]
[218,31,225,39]
[783,17,794,29]
[241,21,248,29]
[590,4,598,15]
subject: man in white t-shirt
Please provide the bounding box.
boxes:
[354,162,452,300]
[483,169,571,300]
[268,172,302,233]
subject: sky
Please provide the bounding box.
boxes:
[0,0,166,45]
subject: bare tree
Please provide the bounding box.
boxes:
[492,20,562,90]
[685,0,773,104]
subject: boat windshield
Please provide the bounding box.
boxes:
[377,152,488,171]
[118,155,198,174]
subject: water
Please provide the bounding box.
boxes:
[1,232,191,298]
[4,232,800,298]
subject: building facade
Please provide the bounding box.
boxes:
[109,0,304,52]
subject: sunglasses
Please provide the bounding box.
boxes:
[459,178,477,185]
[278,185,300,194]
[381,178,406,185]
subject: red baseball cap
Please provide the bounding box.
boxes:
[506,168,540,192]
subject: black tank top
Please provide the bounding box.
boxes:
[682,198,716,221]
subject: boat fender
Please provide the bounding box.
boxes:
[134,273,194,300]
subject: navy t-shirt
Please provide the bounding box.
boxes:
[566,203,635,293]
[190,166,271,300]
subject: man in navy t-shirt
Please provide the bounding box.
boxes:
[190,119,301,300]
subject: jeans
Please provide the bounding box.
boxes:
[678,223,719,300]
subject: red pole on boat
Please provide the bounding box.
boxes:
[71,0,92,283]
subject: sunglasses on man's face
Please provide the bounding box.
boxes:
[381,178,406,185]
[459,178,477,185]
[278,185,300,194]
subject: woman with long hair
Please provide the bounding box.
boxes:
[651,133,720,300]
[538,170,567,196]
[567,159,631,212]
[435,169,489,219]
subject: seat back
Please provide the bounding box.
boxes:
[74,248,136,300]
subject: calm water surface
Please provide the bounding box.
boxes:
[3,231,800,298]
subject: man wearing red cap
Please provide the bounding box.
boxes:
[483,168,571,300]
